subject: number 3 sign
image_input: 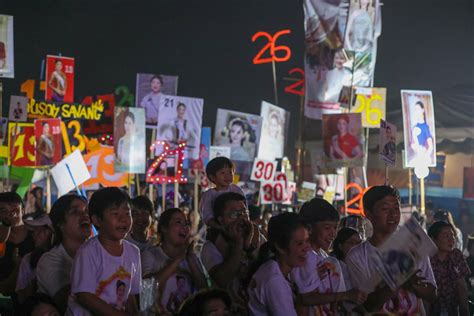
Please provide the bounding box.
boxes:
[251,159,277,182]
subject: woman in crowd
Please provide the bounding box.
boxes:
[141,208,207,315]
[247,212,311,316]
[331,227,362,290]
[428,221,471,315]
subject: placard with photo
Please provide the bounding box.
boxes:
[258,101,289,160]
[34,118,62,167]
[45,55,75,103]
[379,119,396,166]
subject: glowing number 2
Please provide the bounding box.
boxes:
[252,30,292,65]
[284,68,305,96]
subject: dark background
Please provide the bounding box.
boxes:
[0,0,473,160]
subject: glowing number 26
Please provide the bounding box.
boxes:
[353,94,383,125]
[146,141,188,184]
[284,68,305,96]
[252,30,291,64]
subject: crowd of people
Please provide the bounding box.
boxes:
[0,156,472,315]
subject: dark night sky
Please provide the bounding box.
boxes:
[1,0,473,158]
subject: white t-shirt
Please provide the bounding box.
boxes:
[141,246,194,314]
[199,184,246,224]
[346,241,436,315]
[125,235,153,253]
[292,249,346,316]
[247,259,297,316]
[36,244,74,297]
[15,253,36,291]
[67,237,141,315]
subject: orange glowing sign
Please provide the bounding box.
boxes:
[252,30,292,64]
[284,67,305,96]
[345,182,373,216]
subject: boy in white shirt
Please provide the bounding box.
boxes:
[345,185,436,315]
[67,187,141,315]
[292,198,367,315]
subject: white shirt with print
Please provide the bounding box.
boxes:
[37,244,74,297]
[141,246,194,314]
[67,237,141,315]
[292,248,346,316]
[247,259,298,316]
[346,241,436,316]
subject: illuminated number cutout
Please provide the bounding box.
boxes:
[146,141,188,184]
[252,30,292,65]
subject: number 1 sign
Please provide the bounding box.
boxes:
[251,158,277,182]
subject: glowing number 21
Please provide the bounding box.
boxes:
[252,30,292,64]
[146,141,188,184]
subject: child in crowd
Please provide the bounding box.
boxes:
[16,213,53,303]
[247,212,310,316]
[178,288,232,316]
[346,185,437,314]
[428,221,470,315]
[141,208,207,314]
[331,227,362,290]
[36,194,90,314]
[292,198,367,315]
[199,157,245,230]
[67,187,141,315]
[126,195,156,252]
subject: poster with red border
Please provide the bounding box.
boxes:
[45,55,75,103]
[35,118,62,166]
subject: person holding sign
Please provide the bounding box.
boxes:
[37,122,55,166]
[410,100,434,166]
[329,115,363,160]
[345,186,436,314]
[48,60,67,102]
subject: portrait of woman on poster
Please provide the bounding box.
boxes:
[173,102,188,142]
[345,0,374,53]
[227,118,251,161]
[140,75,163,125]
[48,59,67,102]
[259,110,284,159]
[329,115,363,160]
[410,100,434,165]
[37,123,55,165]
[324,49,352,102]
[116,111,140,167]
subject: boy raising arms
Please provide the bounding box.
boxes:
[346,185,436,315]
[67,188,141,315]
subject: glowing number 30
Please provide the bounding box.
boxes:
[252,30,292,65]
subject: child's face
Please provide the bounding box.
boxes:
[366,195,400,236]
[211,166,234,189]
[203,298,230,316]
[131,208,152,235]
[95,202,132,241]
[162,211,189,247]
[339,233,362,258]
[310,220,338,251]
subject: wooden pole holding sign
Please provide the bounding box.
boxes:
[46,169,52,212]
[149,129,157,204]
[271,60,279,105]
[408,168,413,205]
[194,170,199,213]
[385,164,389,185]
[343,167,348,216]
[420,178,426,215]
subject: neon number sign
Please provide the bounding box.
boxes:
[284,68,305,96]
[146,141,188,184]
[252,30,292,65]
[345,183,372,216]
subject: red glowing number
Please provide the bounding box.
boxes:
[252,30,292,65]
[284,68,305,96]
[345,183,372,216]
[146,141,188,184]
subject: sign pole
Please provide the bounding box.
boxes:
[46,168,52,212]
[271,59,279,105]
[420,177,426,215]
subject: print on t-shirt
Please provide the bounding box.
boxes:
[313,257,343,316]
[95,266,131,311]
[162,273,191,313]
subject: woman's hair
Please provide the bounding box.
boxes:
[337,114,350,125]
[428,220,454,240]
[124,111,135,123]
[55,59,62,65]
[332,227,359,260]
[228,119,247,146]
[150,75,164,84]
[0,191,24,208]
[433,210,457,228]
[177,102,186,110]
[178,288,232,316]
[49,194,87,246]
[246,212,305,286]
[415,100,427,122]
[157,208,184,243]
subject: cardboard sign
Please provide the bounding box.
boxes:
[186,127,211,170]
[8,123,35,167]
[260,180,287,204]
[258,101,289,160]
[297,181,317,202]
[45,55,75,103]
[0,15,14,78]
[209,146,231,160]
[379,119,396,166]
[35,118,62,166]
[9,96,28,122]
[351,87,386,128]
[51,149,91,196]
[251,158,277,182]
[83,145,128,188]
[0,117,7,145]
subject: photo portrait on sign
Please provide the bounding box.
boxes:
[156,95,203,160]
[9,95,28,122]
[0,117,7,145]
[0,15,14,78]
[323,113,364,168]
[258,101,289,160]
[45,55,75,103]
[379,119,396,166]
[135,73,178,127]
[401,90,436,168]
[186,126,211,170]
[214,109,262,162]
[114,107,146,174]
[35,118,62,167]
